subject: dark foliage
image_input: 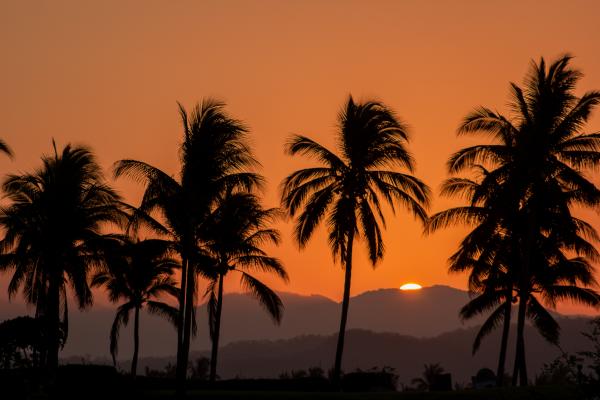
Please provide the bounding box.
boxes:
[0,316,44,369]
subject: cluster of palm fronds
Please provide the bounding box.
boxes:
[427,55,600,386]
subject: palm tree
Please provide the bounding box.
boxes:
[427,169,516,385]
[91,236,180,377]
[0,142,123,373]
[203,192,288,382]
[430,55,600,385]
[452,235,516,386]
[114,100,261,396]
[411,363,445,391]
[281,95,430,383]
[455,226,599,384]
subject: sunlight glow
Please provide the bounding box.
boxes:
[400,283,422,291]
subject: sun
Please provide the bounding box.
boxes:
[400,283,422,291]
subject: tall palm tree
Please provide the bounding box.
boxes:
[0,142,123,373]
[281,95,430,383]
[91,237,180,377]
[114,100,261,396]
[203,192,288,382]
[431,55,600,385]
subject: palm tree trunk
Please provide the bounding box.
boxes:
[175,256,188,397]
[131,305,140,377]
[333,228,355,387]
[209,273,225,383]
[512,290,528,386]
[496,293,512,386]
[46,277,61,377]
[513,209,535,387]
[35,302,47,368]
[517,292,528,386]
[179,258,196,388]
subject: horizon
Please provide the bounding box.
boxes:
[2,284,594,320]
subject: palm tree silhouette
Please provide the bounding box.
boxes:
[114,100,261,396]
[91,236,180,377]
[429,54,600,386]
[281,95,430,383]
[0,142,123,374]
[411,363,445,391]
[427,169,516,385]
[203,192,288,382]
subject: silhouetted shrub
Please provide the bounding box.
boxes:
[308,366,325,378]
[410,363,447,391]
[0,316,44,369]
[429,372,452,391]
[190,357,210,380]
[579,317,600,383]
[291,369,307,379]
[145,362,176,378]
[471,367,495,389]
[342,367,398,392]
[536,353,583,386]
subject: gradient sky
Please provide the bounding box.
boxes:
[1,0,600,315]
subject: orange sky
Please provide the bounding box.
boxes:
[1,0,600,315]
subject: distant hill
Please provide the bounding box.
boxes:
[120,317,593,386]
[0,285,586,364]
[56,285,488,358]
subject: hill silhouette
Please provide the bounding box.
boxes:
[3,284,583,365]
[0,285,494,358]
[110,318,591,386]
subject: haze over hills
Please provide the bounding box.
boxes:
[0,284,577,361]
[5,284,595,384]
[97,319,595,385]
[180,318,593,385]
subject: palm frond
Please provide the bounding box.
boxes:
[239,271,284,324]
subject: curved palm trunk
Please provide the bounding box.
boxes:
[496,292,512,386]
[209,273,225,383]
[131,305,140,377]
[333,229,355,387]
[175,256,188,397]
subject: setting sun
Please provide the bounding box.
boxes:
[400,283,423,291]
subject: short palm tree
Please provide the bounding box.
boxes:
[411,363,445,391]
[281,95,430,382]
[203,192,288,382]
[114,100,261,395]
[455,226,599,384]
[0,143,123,373]
[427,169,516,385]
[91,236,180,377]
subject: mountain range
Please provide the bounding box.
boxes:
[2,285,490,358]
[2,284,595,385]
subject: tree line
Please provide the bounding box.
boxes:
[0,54,599,395]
